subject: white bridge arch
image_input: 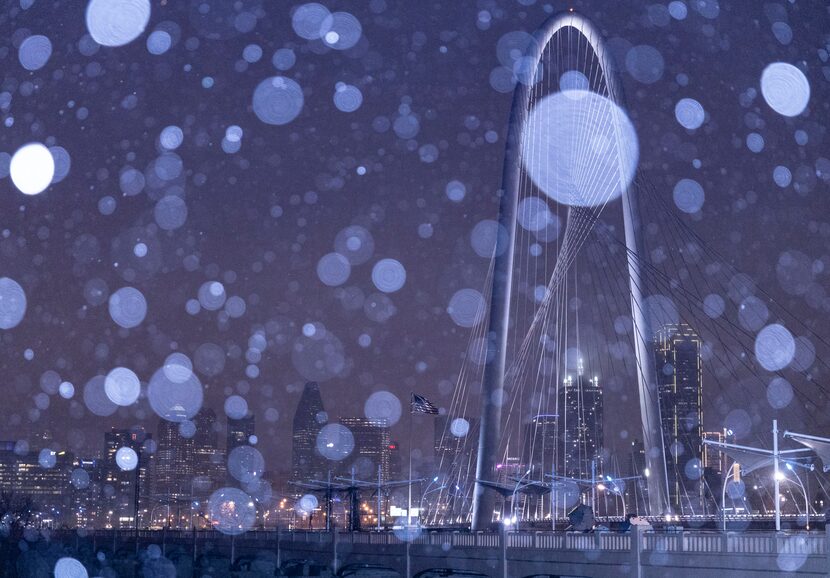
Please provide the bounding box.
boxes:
[471,11,669,530]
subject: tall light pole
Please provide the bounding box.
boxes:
[773,419,781,532]
[721,461,738,532]
[420,483,447,526]
[784,463,810,530]
[511,470,532,527]
[418,477,439,525]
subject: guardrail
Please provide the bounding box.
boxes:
[45,527,830,557]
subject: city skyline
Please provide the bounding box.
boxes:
[0,1,828,574]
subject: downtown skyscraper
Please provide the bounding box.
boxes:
[292,382,328,484]
[102,427,152,529]
[150,416,195,528]
[557,360,604,482]
[339,417,391,482]
[655,323,704,515]
[192,408,225,507]
[227,411,256,451]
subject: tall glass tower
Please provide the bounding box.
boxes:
[292,381,328,484]
[655,323,703,515]
[557,360,604,482]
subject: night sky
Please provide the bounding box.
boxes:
[0,0,828,479]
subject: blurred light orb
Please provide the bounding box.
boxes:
[163,352,193,383]
[147,366,203,422]
[198,281,226,311]
[108,286,147,328]
[146,30,171,55]
[746,132,764,153]
[517,197,553,232]
[625,45,664,84]
[767,377,793,409]
[86,0,151,47]
[496,30,534,69]
[371,259,406,293]
[208,487,257,535]
[59,381,75,399]
[320,12,362,50]
[83,375,118,417]
[242,43,262,63]
[224,395,249,419]
[116,447,138,471]
[159,125,183,150]
[0,277,27,329]
[10,143,55,195]
[684,458,703,480]
[791,336,816,372]
[703,293,726,319]
[335,225,374,265]
[71,468,90,489]
[674,98,705,129]
[470,219,508,258]
[84,277,110,307]
[228,445,265,483]
[225,296,246,318]
[253,76,304,125]
[316,423,354,461]
[773,165,792,188]
[755,323,795,371]
[668,1,688,19]
[119,167,145,196]
[49,146,71,183]
[18,35,52,71]
[272,48,296,71]
[317,252,351,286]
[447,288,485,328]
[179,420,196,438]
[364,391,402,426]
[104,366,141,406]
[672,178,705,213]
[292,3,330,40]
[559,70,589,92]
[451,418,470,437]
[333,83,363,112]
[154,195,188,230]
[446,180,466,202]
[54,557,88,578]
[298,494,318,514]
[761,62,810,117]
[193,343,225,377]
[39,449,56,469]
[523,91,638,208]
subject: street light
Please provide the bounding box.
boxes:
[511,469,532,529]
[417,476,440,526]
[604,476,627,518]
[721,461,740,532]
[784,463,810,529]
[419,485,447,526]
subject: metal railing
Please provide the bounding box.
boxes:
[45,527,830,558]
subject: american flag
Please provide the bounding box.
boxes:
[410,393,439,415]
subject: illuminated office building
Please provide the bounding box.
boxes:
[655,323,704,515]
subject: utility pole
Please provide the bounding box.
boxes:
[377,465,382,532]
[773,419,780,532]
[591,459,597,513]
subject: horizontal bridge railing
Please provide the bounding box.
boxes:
[45,528,830,557]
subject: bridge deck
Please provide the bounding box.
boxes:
[39,527,830,577]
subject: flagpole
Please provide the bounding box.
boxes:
[408,392,414,527]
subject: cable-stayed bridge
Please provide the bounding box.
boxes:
[424,10,830,533]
